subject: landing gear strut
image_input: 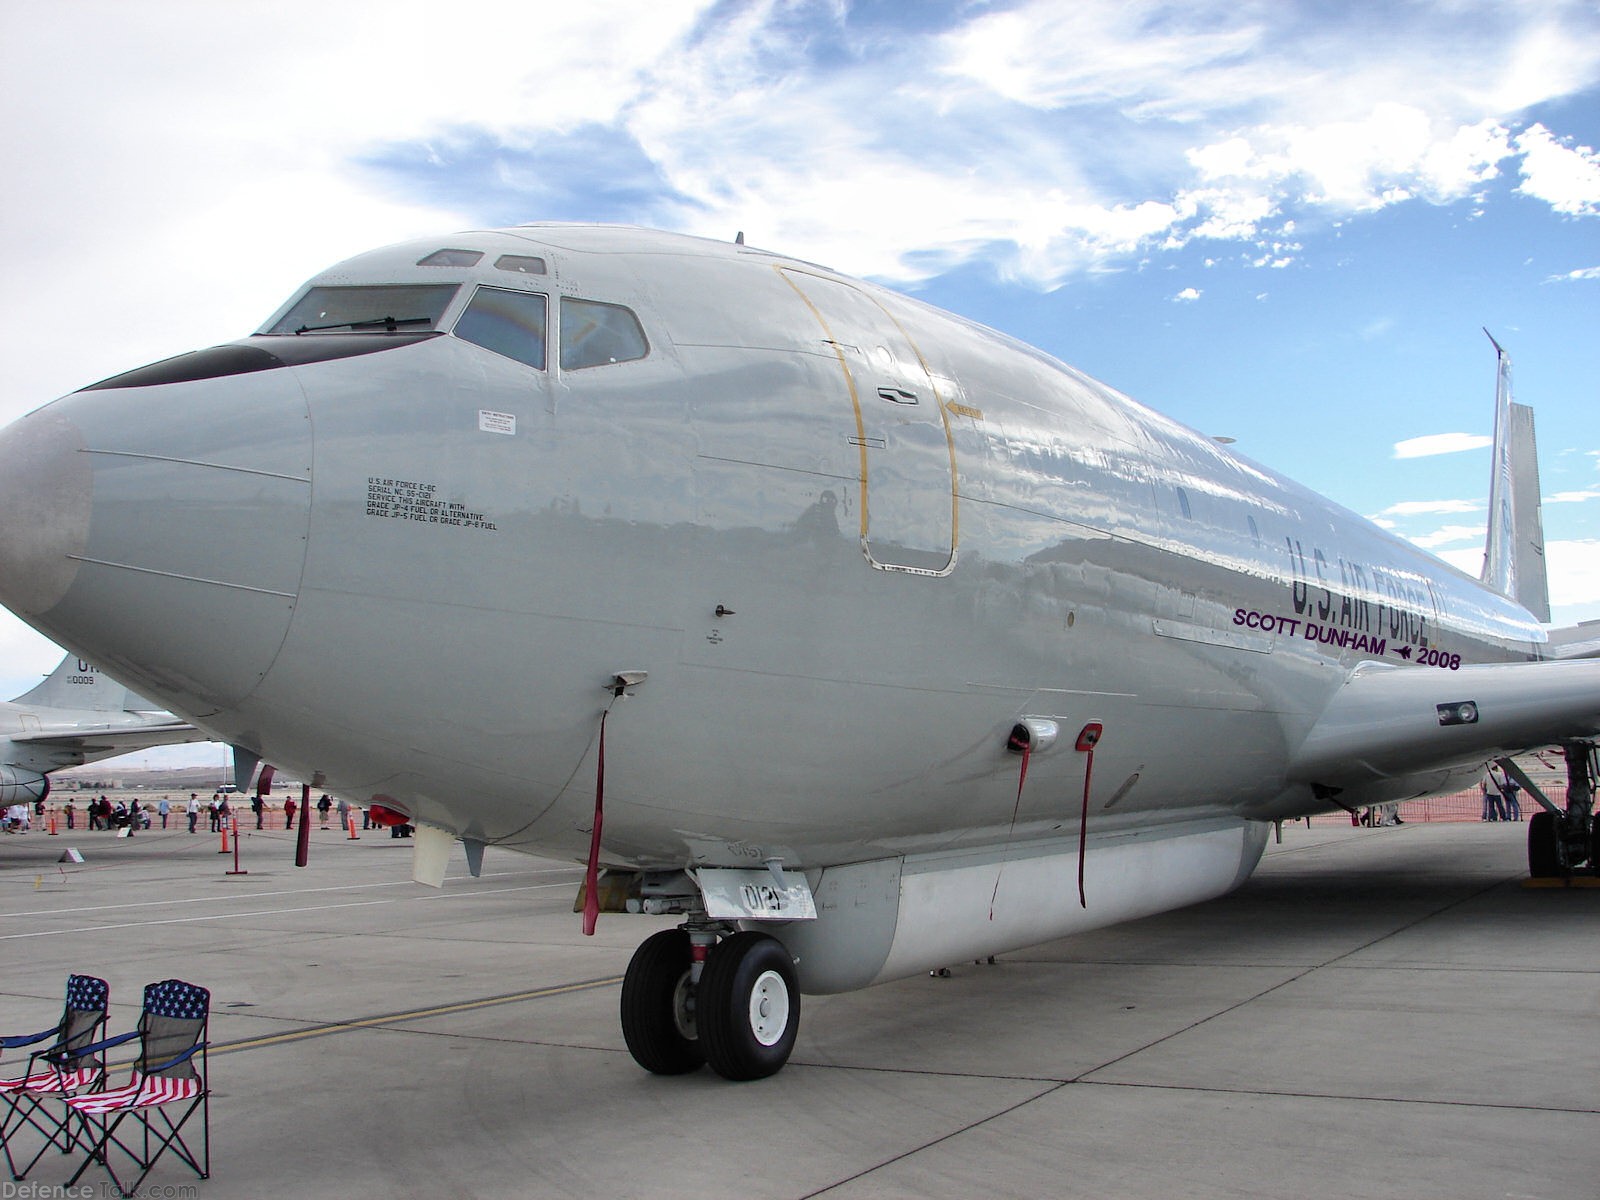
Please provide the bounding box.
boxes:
[620,927,799,1081]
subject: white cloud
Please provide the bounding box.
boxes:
[1408,524,1487,550]
[1547,488,1600,503]
[1546,266,1600,282]
[1548,539,1600,608]
[1173,184,1280,243]
[935,1,1264,115]
[1378,499,1483,516]
[1515,124,1600,215]
[1393,433,1493,459]
[0,622,65,706]
[0,0,1591,322]
[1182,108,1513,219]
[1173,287,1202,303]
[627,0,1600,285]
[1438,539,1600,620]
[1290,105,1462,209]
[0,1,713,408]
[1435,547,1485,578]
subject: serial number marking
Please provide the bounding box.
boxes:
[365,477,499,532]
[740,883,789,913]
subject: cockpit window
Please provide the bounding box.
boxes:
[418,248,484,267]
[453,286,547,370]
[560,297,648,370]
[265,285,459,335]
[495,254,547,275]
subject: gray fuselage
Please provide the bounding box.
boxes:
[0,226,1541,872]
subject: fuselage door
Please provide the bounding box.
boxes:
[781,269,956,575]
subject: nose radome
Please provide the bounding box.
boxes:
[0,406,91,618]
[0,367,314,718]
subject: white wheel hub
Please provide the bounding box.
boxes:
[746,969,790,1046]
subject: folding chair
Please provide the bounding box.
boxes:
[0,973,109,1179]
[61,979,210,1198]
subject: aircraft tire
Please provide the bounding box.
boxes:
[1527,811,1561,878]
[620,929,705,1075]
[698,931,799,1081]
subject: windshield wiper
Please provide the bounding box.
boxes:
[293,316,434,334]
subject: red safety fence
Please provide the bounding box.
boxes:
[1307,782,1567,825]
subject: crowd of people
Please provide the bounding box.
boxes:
[3,791,380,834]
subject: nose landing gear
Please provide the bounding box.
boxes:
[620,926,800,1081]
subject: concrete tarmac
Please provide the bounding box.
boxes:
[2,819,1595,1199]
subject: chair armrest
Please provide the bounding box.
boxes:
[142,1041,208,1075]
[52,1029,138,1061]
[0,1027,58,1050]
[28,1042,77,1070]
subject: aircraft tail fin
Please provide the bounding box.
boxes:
[1479,331,1550,622]
[12,654,148,712]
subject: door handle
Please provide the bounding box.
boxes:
[877,386,918,405]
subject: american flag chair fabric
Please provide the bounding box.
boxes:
[0,973,109,1180]
[60,979,210,1199]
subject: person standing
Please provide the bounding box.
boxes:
[187,792,200,833]
[157,796,171,829]
[1501,772,1523,821]
[64,800,76,830]
[284,795,297,830]
[1481,771,1505,821]
[317,793,332,829]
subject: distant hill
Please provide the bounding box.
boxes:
[51,763,306,795]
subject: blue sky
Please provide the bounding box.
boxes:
[1,0,1597,762]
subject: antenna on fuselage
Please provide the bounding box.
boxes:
[735,231,745,245]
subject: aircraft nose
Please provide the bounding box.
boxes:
[0,362,314,716]
[0,406,93,619]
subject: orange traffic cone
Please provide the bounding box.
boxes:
[346,813,360,840]
[48,816,58,836]
[218,822,231,854]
